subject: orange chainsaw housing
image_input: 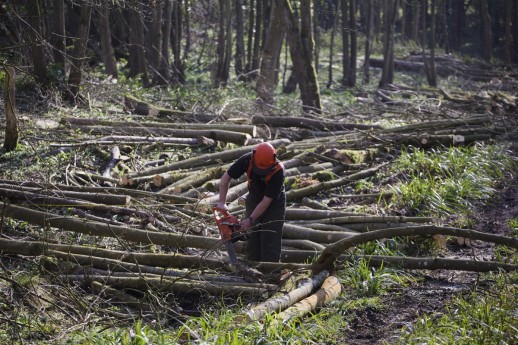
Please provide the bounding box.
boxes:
[212,207,240,241]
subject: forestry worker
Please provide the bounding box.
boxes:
[217,142,286,262]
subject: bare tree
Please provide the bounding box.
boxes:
[2,65,18,152]
[98,2,118,78]
[50,0,66,76]
[234,0,246,79]
[25,0,47,86]
[213,0,232,86]
[67,1,93,102]
[379,0,398,88]
[256,1,285,103]
[363,0,374,84]
[282,0,321,114]
[480,0,492,62]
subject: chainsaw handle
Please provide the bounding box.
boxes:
[212,206,231,218]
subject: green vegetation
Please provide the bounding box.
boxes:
[394,272,518,345]
[388,144,517,221]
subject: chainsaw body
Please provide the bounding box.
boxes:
[212,207,241,263]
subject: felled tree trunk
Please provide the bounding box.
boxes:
[311,225,518,274]
[274,275,341,324]
[236,270,330,322]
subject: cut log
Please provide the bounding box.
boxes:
[252,115,380,131]
[157,166,227,194]
[123,94,217,122]
[0,187,131,206]
[311,225,518,274]
[236,270,330,322]
[100,146,120,186]
[274,276,341,324]
[74,125,252,145]
[122,138,290,180]
[286,163,388,201]
[58,273,275,297]
[62,117,258,136]
[283,223,353,243]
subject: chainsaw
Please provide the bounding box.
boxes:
[212,207,248,263]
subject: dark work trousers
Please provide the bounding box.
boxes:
[245,194,285,262]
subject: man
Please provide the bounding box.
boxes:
[217,142,286,262]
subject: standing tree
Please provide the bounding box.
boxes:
[159,0,172,83]
[426,0,437,87]
[363,0,374,84]
[67,1,93,102]
[234,0,246,79]
[25,0,47,86]
[213,0,232,86]
[128,1,149,86]
[171,0,186,84]
[480,0,492,62]
[50,0,66,77]
[379,0,398,88]
[98,2,118,79]
[342,0,357,87]
[503,0,512,65]
[2,65,18,152]
[256,1,285,104]
[282,0,321,113]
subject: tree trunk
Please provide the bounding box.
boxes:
[67,1,93,102]
[274,276,341,324]
[503,0,512,65]
[256,1,285,104]
[326,0,338,88]
[98,3,118,78]
[171,0,185,84]
[363,0,373,84]
[25,0,47,86]
[348,0,357,87]
[3,65,18,152]
[282,0,322,114]
[428,0,437,86]
[234,0,246,79]
[159,0,172,83]
[341,0,350,87]
[128,2,149,86]
[480,0,492,62]
[237,271,330,322]
[250,0,263,79]
[149,0,165,85]
[311,225,518,274]
[50,0,66,75]
[213,0,232,86]
[379,0,398,87]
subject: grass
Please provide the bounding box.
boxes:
[388,144,518,222]
[392,272,518,345]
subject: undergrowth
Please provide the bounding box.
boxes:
[392,272,518,345]
[388,144,518,223]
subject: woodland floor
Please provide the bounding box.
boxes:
[1,58,517,343]
[343,165,518,344]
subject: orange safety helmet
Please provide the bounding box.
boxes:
[252,142,277,175]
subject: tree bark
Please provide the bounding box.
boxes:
[363,0,374,84]
[2,65,18,152]
[282,0,322,114]
[25,0,47,86]
[50,0,66,74]
[213,0,232,86]
[98,3,118,78]
[480,0,492,62]
[311,225,518,274]
[379,0,398,87]
[256,1,285,104]
[236,270,330,322]
[67,1,93,102]
[274,275,341,324]
[122,138,289,180]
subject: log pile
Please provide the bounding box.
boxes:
[2,74,518,323]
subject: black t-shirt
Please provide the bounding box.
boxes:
[227,152,285,200]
